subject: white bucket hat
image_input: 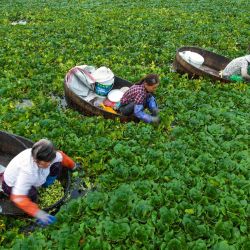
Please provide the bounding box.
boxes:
[245,55,250,63]
[92,66,114,82]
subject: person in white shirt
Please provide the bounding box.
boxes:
[222,53,250,82]
[2,139,77,226]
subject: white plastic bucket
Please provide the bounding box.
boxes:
[95,78,114,96]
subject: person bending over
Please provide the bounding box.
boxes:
[119,74,160,123]
[2,139,78,226]
[222,47,250,82]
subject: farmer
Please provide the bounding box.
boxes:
[1,139,78,226]
[221,50,250,82]
[119,74,160,123]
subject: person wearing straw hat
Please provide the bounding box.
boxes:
[221,47,250,82]
[119,74,160,124]
[1,139,80,226]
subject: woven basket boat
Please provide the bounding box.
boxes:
[0,130,70,216]
[173,46,232,83]
[64,75,139,122]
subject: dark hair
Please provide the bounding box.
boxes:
[136,74,160,85]
[31,139,56,162]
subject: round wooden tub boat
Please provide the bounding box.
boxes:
[64,75,139,123]
[0,131,71,216]
[173,46,232,83]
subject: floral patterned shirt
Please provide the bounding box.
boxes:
[222,55,250,77]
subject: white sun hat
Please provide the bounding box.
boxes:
[180,51,204,68]
[108,89,124,103]
[92,66,114,83]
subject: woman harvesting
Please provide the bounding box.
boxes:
[119,74,160,124]
[221,46,250,82]
[1,139,78,226]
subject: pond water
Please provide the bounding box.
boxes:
[15,96,67,110]
[51,94,67,110]
[15,99,33,109]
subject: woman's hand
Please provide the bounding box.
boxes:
[35,210,56,226]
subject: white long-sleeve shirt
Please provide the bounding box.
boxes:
[222,55,250,78]
[4,148,62,196]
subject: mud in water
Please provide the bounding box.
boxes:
[51,94,67,110]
